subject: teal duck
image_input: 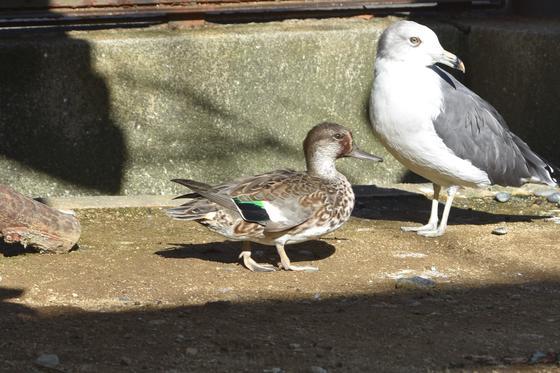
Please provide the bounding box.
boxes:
[167,122,382,272]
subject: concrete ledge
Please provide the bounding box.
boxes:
[0,17,558,197]
[39,183,559,210]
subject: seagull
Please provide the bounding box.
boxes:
[369,20,559,237]
[167,122,382,272]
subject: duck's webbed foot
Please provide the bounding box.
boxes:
[239,250,276,272]
[276,244,319,272]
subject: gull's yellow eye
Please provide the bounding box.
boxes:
[409,36,422,46]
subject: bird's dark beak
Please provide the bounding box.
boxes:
[345,146,383,162]
[439,50,465,73]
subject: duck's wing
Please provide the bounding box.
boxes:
[227,170,326,233]
[170,171,327,232]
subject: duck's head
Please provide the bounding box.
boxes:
[304,122,382,177]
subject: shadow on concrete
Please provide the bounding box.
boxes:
[353,192,543,226]
[0,4,127,194]
[155,240,336,266]
[1,280,560,370]
[400,170,429,184]
[0,287,35,316]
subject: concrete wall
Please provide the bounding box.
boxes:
[459,19,560,166]
[0,17,558,197]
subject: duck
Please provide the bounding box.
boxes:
[167,122,382,272]
[369,20,559,237]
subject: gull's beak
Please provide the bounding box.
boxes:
[439,50,465,73]
[345,146,383,162]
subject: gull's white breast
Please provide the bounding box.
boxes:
[370,59,491,188]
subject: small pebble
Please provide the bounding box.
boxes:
[547,192,560,204]
[263,368,284,373]
[503,356,528,364]
[492,227,508,235]
[395,276,436,290]
[545,216,560,224]
[309,367,328,373]
[35,354,60,368]
[528,351,555,364]
[186,347,198,355]
[120,357,132,366]
[495,192,511,203]
[175,335,184,342]
[289,343,304,352]
[534,189,556,197]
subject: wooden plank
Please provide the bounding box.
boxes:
[0,185,80,253]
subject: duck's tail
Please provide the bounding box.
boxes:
[167,179,217,220]
[166,200,217,221]
[170,178,212,200]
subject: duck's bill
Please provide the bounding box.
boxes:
[439,50,465,73]
[346,147,383,162]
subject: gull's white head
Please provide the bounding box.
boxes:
[376,20,465,73]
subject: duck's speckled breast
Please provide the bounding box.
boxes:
[281,175,355,243]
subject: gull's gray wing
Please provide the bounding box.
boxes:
[430,66,558,187]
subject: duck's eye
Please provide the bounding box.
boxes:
[333,133,344,140]
[409,36,421,46]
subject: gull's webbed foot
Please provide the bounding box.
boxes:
[416,227,446,237]
[401,222,438,233]
[239,251,276,272]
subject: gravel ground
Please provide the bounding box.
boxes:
[0,192,559,372]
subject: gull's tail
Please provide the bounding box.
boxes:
[513,136,559,187]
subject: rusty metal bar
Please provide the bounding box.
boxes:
[0,0,493,8]
[0,1,505,29]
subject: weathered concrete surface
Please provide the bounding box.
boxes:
[0,18,402,196]
[0,17,558,197]
[457,18,560,165]
[0,196,559,371]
